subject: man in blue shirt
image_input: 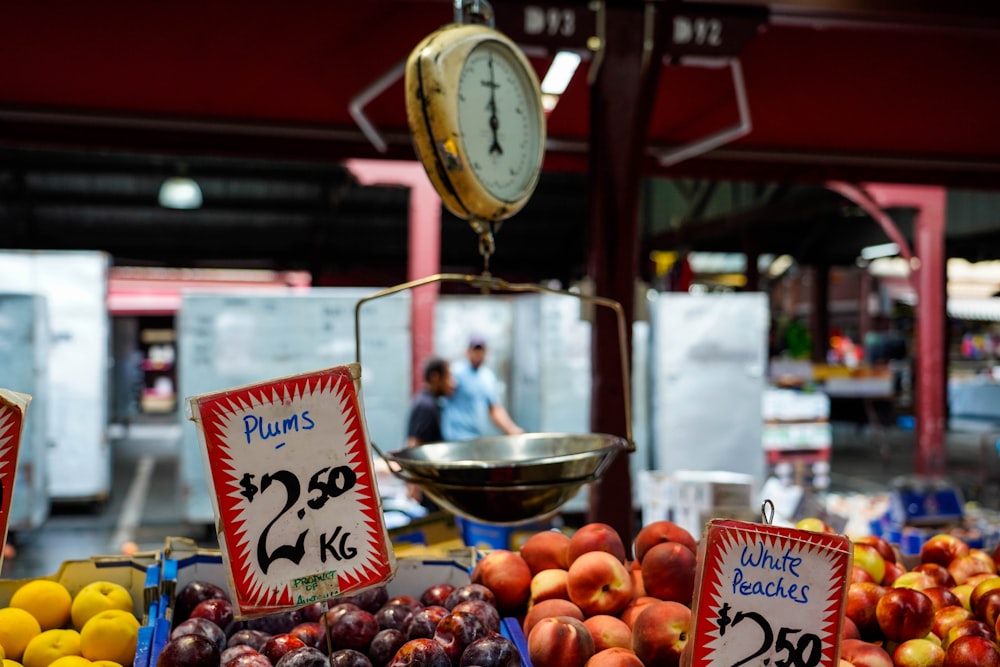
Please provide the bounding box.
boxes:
[406,356,455,511]
[442,336,523,441]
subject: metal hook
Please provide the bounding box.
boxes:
[454,0,495,27]
[761,499,775,525]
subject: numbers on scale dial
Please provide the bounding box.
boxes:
[238,464,358,575]
[717,602,822,667]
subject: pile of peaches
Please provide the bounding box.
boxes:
[471,519,700,667]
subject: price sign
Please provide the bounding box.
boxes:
[0,389,31,570]
[188,364,395,618]
[684,519,851,667]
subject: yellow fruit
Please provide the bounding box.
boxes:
[3,661,25,667]
[79,611,138,667]
[10,580,74,631]
[89,662,121,667]
[47,659,91,667]
[0,607,42,661]
[70,582,133,630]
[21,629,81,667]
[0,643,5,659]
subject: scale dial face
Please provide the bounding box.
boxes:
[405,24,546,225]
[457,40,543,204]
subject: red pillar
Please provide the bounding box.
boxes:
[345,159,441,394]
[862,185,948,476]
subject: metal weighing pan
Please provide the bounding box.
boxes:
[355,272,634,524]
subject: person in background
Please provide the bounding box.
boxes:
[405,356,455,512]
[441,336,523,441]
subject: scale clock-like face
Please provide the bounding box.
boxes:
[405,24,546,225]
[457,40,543,204]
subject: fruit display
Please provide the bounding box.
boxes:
[0,577,139,667]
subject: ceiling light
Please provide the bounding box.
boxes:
[540,51,581,96]
[860,242,899,261]
[158,176,203,209]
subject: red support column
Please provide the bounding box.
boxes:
[346,159,441,394]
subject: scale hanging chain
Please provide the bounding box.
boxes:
[454,0,495,27]
[478,220,496,277]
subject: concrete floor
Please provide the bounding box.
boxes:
[2,419,996,580]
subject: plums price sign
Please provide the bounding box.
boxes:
[188,364,395,618]
[684,518,852,667]
[0,389,31,571]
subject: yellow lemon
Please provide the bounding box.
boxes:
[21,629,81,667]
[47,659,92,667]
[79,611,138,667]
[10,580,74,631]
[0,608,42,661]
[69,582,133,631]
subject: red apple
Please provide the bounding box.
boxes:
[528,615,596,667]
[585,647,645,667]
[846,582,888,639]
[567,550,634,617]
[471,549,532,613]
[855,543,887,584]
[520,530,571,575]
[944,635,1000,667]
[639,541,696,605]
[631,601,691,667]
[632,521,697,563]
[530,568,570,605]
[922,535,971,567]
[840,638,894,667]
[934,605,976,640]
[569,523,627,564]
[894,638,947,667]
[584,614,633,652]
[876,587,935,642]
[523,598,585,637]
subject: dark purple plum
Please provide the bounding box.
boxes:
[433,611,487,665]
[299,601,327,622]
[444,584,495,610]
[290,621,326,649]
[387,638,451,667]
[459,635,521,667]
[341,585,389,613]
[384,595,423,614]
[376,603,415,632]
[190,598,235,630]
[368,628,407,667]
[275,646,333,667]
[171,617,227,652]
[407,606,449,640]
[450,600,500,634]
[227,629,270,651]
[260,633,307,665]
[175,580,230,622]
[156,634,221,667]
[420,583,456,608]
[329,608,380,652]
[330,648,375,667]
[219,644,258,665]
[248,609,303,635]
[225,654,273,667]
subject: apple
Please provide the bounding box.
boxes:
[926,587,964,612]
[171,617,227,652]
[840,638,894,667]
[386,638,451,667]
[620,596,660,630]
[523,598,585,637]
[329,609,380,653]
[156,634,221,667]
[433,611,488,665]
[530,568,570,605]
[915,563,957,589]
[569,523,627,564]
[261,634,308,664]
[893,638,946,667]
[175,580,230,623]
[944,620,996,649]
[944,635,1000,667]
[640,541,696,605]
[922,535,971,567]
[459,634,521,667]
[855,543,887,584]
[451,599,500,634]
[876,587,935,641]
[933,605,975,640]
[279,646,340,667]
[520,529,572,575]
[795,517,833,533]
[585,647,645,667]
[445,584,496,609]
[369,629,406,667]
[584,615,633,652]
[632,521,697,563]
[407,605,450,640]
[471,549,532,613]
[630,601,691,667]
[528,615,596,667]
[846,582,888,639]
[420,583,455,609]
[567,550,635,617]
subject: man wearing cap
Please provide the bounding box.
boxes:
[442,336,523,441]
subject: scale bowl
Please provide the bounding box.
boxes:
[381,432,629,486]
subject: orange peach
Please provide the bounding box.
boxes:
[523,598,585,637]
[620,596,661,630]
[640,541,696,605]
[632,521,697,563]
[471,549,532,614]
[583,615,632,652]
[530,568,570,605]
[520,530,571,575]
[569,523,627,564]
[585,647,644,667]
[567,551,634,617]
[528,615,595,667]
[631,601,691,667]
